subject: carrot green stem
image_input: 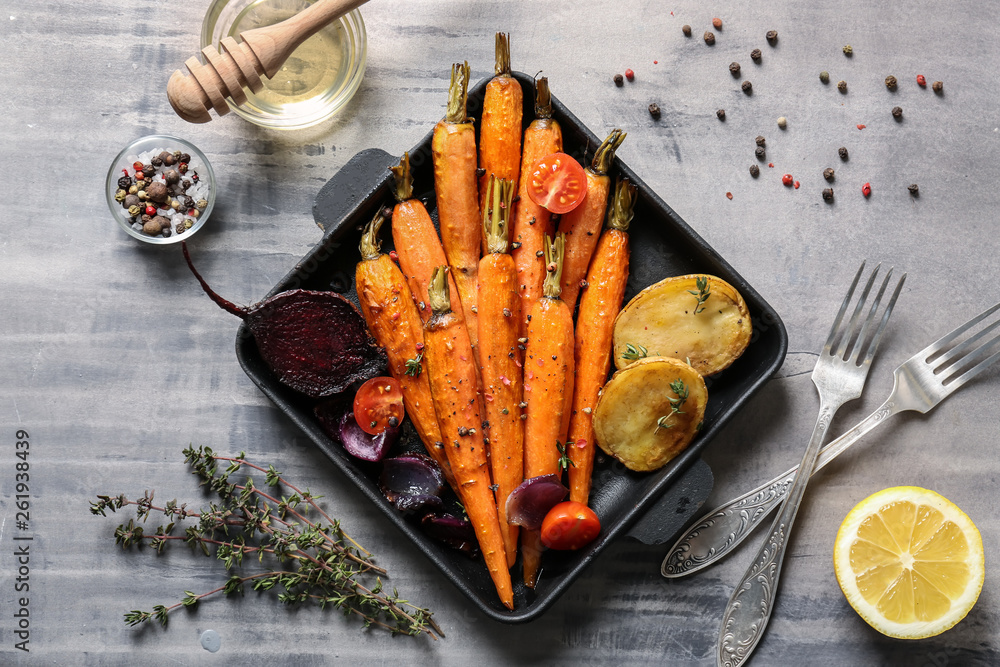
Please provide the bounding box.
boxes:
[534,76,552,119]
[607,178,638,232]
[483,175,514,254]
[427,266,452,315]
[542,233,566,299]
[445,61,471,124]
[590,129,627,176]
[359,210,386,261]
[494,32,511,76]
[390,153,413,202]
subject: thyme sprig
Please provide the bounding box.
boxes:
[689,276,711,314]
[654,380,690,432]
[556,441,576,472]
[92,446,442,639]
[404,353,423,377]
[621,342,649,361]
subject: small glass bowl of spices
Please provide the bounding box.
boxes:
[106,135,215,245]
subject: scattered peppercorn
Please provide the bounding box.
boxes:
[742,80,753,94]
[726,191,733,200]
[837,80,847,93]
[614,73,623,86]
[820,71,830,84]
[885,75,897,89]
[782,173,794,186]
[755,146,766,160]
[843,45,853,56]
[729,62,741,76]
[682,24,692,36]
[862,182,872,198]
[625,68,635,81]
[717,109,726,120]
[648,103,661,118]
[916,74,927,87]
[777,116,787,129]
[766,30,778,44]
[908,183,920,196]
[713,17,723,29]
[932,81,943,93]
[823,188,834,202]
[823,168,835,182]
[704,31,715,45]
[839,146,849,160]
[755,135,766,147]
[856,123,867,130]
[750,164,760,177]
[750,49,762,63]
[891,106,903,119]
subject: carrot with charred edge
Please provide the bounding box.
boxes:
[522,233,575,588]
[567,178,636,504]
[477,175,523,568]
[354,211,456,490]
[510,76,563,339]
[557,129,626,314]
[433,61,481,352]
[478,32,523,253]
[390,153,462,323]
[424,266,514,609]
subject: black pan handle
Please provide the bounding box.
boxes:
[625,458,714,545]
[312,148,397,235]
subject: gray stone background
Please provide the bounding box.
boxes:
[1,0,997,664]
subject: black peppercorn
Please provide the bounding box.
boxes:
[885,75,897,90]
[891,106,903,119]
[161,227,172,238]
[648,103,661,118]
[179,153,191,164]
[749,164,760,178]
[124,194,140,209]
[838,146,849,160]
[932,81,943,93]
[729,62,741,76]
[613,73,623,87]
[682,24,692,37]
[182,195,195,209]
[756,135,766,147]
[742,80,753,94]
[704,31,715,45]
[141,213,152,223]
[837,80,847,93]
[175,222,186,234]
[117,175,132,189]
[823,168,835,182]
[908,184,920,196]
[823,188,834,202]
[150,155,163,167]
[766,30,778,44]
[755,146,766,160]
[181,179,192,191]
[716,109,726,120]
[141,164,155,178]
[750,48,762,61]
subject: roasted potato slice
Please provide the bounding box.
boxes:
[593,356,708,472]
[613,274,751,375]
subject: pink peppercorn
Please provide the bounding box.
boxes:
[625,68,635,81]
[862,182,872,197]
[782,174,793,186]
[916,74,927,87]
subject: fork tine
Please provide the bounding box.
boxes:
[859,272,906,367]
[925,301,1000,362]
[941,334,1000,391]
[932,313,1000,373]
[823,261,866,353]
[849,268,894,363]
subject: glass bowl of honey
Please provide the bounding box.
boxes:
[201,0,367,130]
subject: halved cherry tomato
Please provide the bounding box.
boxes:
[525,152,588,214]
[540,501,601,550]
[353,377,404,435]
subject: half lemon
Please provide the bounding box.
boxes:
[834,486,984,639]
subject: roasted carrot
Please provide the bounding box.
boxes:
[433,61,481,352]
[477,175,523,567]
[557,129,626,313]
[522,233,575,588]
[424,266,514,609]
[510,76,563,338]
[567,178,636,504]
[390,152,462,323]
[354,211,455,490]
[478,32,523,253]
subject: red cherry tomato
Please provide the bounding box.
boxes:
[353,377,404,435]
[540,501,601,550]
[525,152,588,214]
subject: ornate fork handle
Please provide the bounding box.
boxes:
[663,398,899,578]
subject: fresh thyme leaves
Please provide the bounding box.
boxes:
[556,441,576,471]
[622,342,649,361]
[654,380,690,432]
[404,353,423,377]
[688,276,711,314]
[92,446,441,639]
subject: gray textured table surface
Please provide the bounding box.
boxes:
[2,0,998,665]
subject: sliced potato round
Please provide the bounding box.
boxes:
[593,356,708,472]
[613,274,751,375]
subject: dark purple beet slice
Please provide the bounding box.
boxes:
[420,513,479,557]
[183,243,386,397]
[505,474,569,531]
[338,410,399,462]
[379,453,445,512]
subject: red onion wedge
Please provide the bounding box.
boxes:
[379,453,445,512]
[505,474,569,531]
[420,513,479,556]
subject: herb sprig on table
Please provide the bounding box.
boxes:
[90,446,442,639]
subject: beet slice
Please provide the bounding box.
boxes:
[183,243,385,397]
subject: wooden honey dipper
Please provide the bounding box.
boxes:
[168,0,369,123]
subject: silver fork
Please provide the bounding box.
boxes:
[717,261,904,667]
[664,300,1000,580]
